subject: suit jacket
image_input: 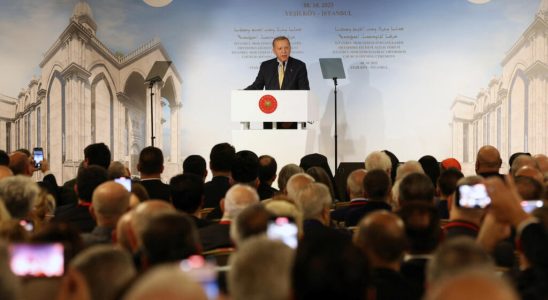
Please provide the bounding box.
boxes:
[139,179,171,203]
[52,203,96,233]
[204,176,231,220]
[331,198,367,222]
[245,57,310,90]
[517,222,548,300]
[257,182,278,200]
[344,200,392,227]
[372,268,420,300]
[198,222,232,252]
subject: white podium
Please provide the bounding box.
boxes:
[231,90,318,187]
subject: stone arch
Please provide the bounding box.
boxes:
[123,71,147,174]
[507,68,529,154]
[90,72,114,151]
[46,69,65,178]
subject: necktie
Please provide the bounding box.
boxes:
[278,62,285,89]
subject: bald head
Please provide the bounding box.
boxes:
[286,173,315,200]
[533,154,548,174]
[116,211,135,252]
[223,184,260,220]
[346,169,367,199]
[515,166,544,184]
[92,181,131,227]
[475,146,502,174]
[354,211,406,267]
[0,166,13,180]
[425,271,519,300]
[8,152,32,176]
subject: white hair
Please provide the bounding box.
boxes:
[364,151,391,173]
[228,236,294,300]
[395,160,424,181]
[294,182,332,220]
[123,264,207,300]
[0,175,39,219]
[286,173,315,201]
[391,161,425,206]
[346,169,367,198]
[224,184,260,220]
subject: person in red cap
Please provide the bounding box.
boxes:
[441,158,462,172]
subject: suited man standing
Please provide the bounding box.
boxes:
[137,146,171,203]
[246,36,310,129]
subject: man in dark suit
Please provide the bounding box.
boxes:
[53,165,108,233]
[245,36,309,91]
[204,143,235,220]
[137,146,171,203]
[245,36,310,129]
[354,211,419,300]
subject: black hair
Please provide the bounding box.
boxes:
[76,165,108,202]
[84,143,111,169]
[169,173,204,214]
[138,146,164,174]
[209,143,236,172]
[183,155,207,178]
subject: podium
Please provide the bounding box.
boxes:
[231,90,318,187]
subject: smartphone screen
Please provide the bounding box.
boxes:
[180,255,219,300]
[33,147,44,169]
[456,183,491,209]
[267,216,298,249]
[521,200,544,213]
[9,243,64,277]
[114,177,132,192]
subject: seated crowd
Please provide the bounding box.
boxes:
[0,143,547,300]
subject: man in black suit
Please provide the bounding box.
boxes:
[245,36,309,91]
[137,146,171,203]
[354,211,419,300]
[204,143,235,220]
[53,165,108,233]
[245,36,310,129]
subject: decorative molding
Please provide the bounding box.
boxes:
[524,60,548,77]
[502,17,548,65]
[61,62,91,80]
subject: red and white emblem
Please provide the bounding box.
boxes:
[258,95,277,114]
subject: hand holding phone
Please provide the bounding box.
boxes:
[9,243,64,277]
[180,255,219,300]
[33,147,44,169]
[267,216,298,249]
[114,177,132,192]
[456,183,491,209]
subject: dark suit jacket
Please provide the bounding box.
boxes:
[331,199,367,222]
[372,268,419,300]
[257,182,278,200]
[198,222,232,252]
[204,176,231,220]
[344,200,392,227]
[52,203,96,233]
[245,57,310,90]
[139,179,171,203]
[517,222,548,300]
